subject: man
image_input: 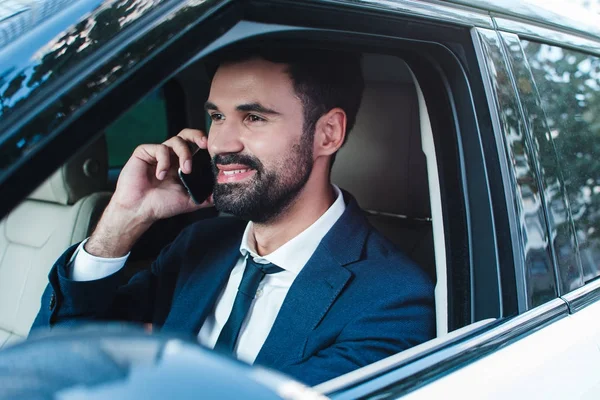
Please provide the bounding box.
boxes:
[33,47,435,386]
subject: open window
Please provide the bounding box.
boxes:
[0,0,508,394]
[166,20,503,392]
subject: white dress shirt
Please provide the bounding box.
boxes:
[70,185,345,364]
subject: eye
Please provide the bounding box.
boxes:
[210,113,224,122]
[245,114,266,123]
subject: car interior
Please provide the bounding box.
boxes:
[0,49,450,358]
[0,137,112,348]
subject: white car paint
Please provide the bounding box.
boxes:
[403,300,600,399]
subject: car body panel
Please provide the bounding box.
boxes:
[307,0,492,28]
[325,299,568,399]
[450,0,600,43]
[401,298,600,399]
[494,17,600,57]
[563,280,600,314]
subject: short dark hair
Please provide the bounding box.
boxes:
[210,46,364,147]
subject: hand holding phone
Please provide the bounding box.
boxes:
[86,129,211,258]
[178,143,215,205]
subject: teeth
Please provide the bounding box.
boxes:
[223,169,250,176]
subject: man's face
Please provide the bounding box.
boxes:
[205,58,314,223]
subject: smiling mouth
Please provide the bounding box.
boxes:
[222,168,251,176]
[216,165,257,184]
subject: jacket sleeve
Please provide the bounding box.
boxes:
[31,239,180,332]
[30,216,243,334]
[279,289,435,386]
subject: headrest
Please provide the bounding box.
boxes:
[332,82,431,219]
[28,135,108,205]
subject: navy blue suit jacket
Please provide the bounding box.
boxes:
[33,194,435,385]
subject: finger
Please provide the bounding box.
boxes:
[133,144,172,180]
[178,128,208,150]
[163,136,193,173]
[153,144,171,180]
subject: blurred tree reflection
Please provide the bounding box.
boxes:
[482,32,557,307]
[0,0,164,122]
[523,41,600,280]
[0,0,207,173]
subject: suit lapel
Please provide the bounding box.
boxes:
[255,247,351,367]
[162,229,243,335]
[255,193,369,368]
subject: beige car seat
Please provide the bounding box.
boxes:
[332,80,434,279]
[0,136,111,348]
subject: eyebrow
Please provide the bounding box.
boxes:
[204,101,219,112]
[203,101,281,115]
[236,103,281,115]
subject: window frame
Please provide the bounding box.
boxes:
[166,13,493,329]
[0,0,503,329]
[177,10,508,395]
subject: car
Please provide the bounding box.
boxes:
[0,0,599,398]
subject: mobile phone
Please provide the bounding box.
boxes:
[178,143,215,205]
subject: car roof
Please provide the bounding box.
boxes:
[445,0,600,42]
[2,0,598,51]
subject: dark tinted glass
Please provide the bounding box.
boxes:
[478,30,557,308]
[523,41,600,283]
[0,0,171,126]
[502,34,583,295]
[104,89,168,167]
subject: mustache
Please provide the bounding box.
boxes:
[212,153,263,173]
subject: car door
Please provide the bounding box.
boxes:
[1,0,600,398]
[331,14,600,400]
[313,3,600,399]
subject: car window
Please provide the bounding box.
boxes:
[501,33,583,297]
[523,41,600,284]
[478,31,557,309]
[105,88,169,168]
[0,0,523,392]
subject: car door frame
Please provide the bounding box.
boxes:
[0,0,507,389]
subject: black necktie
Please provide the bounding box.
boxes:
[213,256,283,354]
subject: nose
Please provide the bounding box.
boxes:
[208,121,244,156]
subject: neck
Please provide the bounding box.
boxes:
[251,174,336,256]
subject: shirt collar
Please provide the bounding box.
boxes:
[239,185,345,275]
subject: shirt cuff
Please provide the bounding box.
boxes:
[69,238,130,281]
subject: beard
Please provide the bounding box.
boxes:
[211,134,313,223]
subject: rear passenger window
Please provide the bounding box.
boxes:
[105,89,169,167]
[523,41,600,283]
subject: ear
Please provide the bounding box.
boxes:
[313,108,347,158]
